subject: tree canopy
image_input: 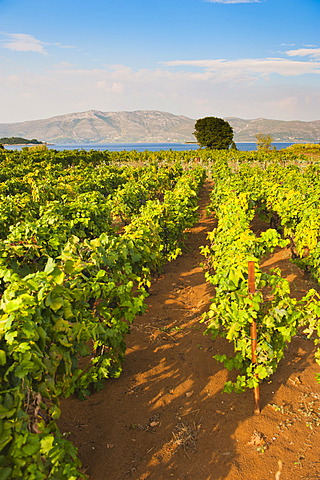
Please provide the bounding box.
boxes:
[0,137,43,145]
[194,116,234,149]
[255,133,274,151]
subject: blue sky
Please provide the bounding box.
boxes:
[1,0,320,123]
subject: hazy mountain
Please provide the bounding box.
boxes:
[0,110,196,144]
[1,110,320,144]
[225,117,320,143]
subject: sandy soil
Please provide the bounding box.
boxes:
[59,181,320,480]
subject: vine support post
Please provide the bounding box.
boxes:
[248,261,261,414]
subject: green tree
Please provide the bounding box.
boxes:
[255,133,274,151]
[194,116,234,149]
[0,136,43,145]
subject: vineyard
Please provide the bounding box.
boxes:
[1,146,320,479]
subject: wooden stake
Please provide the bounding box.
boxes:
[248,261,260,414]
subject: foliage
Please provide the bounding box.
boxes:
[283,143,320,154]
[0,149,206,479]
[201,158,320,393]
[0,137,43,145]
[2,144,320,476]
[282,143,320,161]
[255,133,274,151]
[193,117,234,150]
[22,145,48,152]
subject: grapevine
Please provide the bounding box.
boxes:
[201,156,320,393]
[0,148,205,479]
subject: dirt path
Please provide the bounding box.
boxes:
[59,181,320,480]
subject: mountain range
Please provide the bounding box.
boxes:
[1,110,320,144]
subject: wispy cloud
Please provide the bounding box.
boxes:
[1,60,320,123]
[2,33,47,54]
[1,33,75,54]
[286,48,320,60]
[53,42,76,50]
[162,57,320,77]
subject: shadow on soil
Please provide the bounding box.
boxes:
[59,283,316,480]
[58,184,319,480]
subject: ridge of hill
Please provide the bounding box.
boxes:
[226,116,320,143]
[1,110,319,144]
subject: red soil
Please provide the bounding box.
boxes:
[59,181,320,480]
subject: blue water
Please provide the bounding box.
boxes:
[4,142,296,152]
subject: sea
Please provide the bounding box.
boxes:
[3,142,296,152]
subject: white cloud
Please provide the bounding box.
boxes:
[1,57,320,123]
[2,33,47,54]
[96,80,125,93]
[162,57,320,77]
[53,61,75,69]
[286,48,320,60]
[1,33,76,54]
[53,43,76,49]
[7,74,20,83]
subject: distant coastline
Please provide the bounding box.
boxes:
[1,110,319,145]
[3,143,50,147]
[3,141,299,152]
[0,136,45,146]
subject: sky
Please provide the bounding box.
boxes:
[1,0,320,123]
